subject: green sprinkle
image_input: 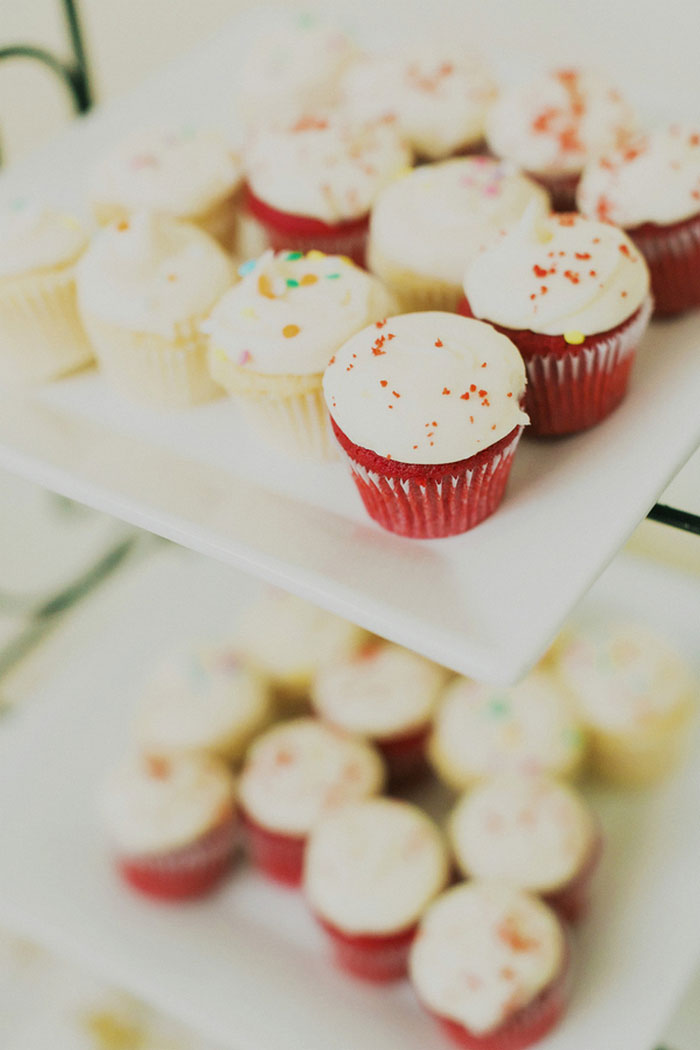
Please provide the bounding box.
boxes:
[297,12,316,28]
[326,272,341,279]
[486,697,510,719]
[286,251,303,260]
[9,198,27,212]
[286,278,300,288]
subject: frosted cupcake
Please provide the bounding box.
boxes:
[368,158,549,313]
[556,620,696,785]
[410,882,570,1049]
[449,776,602,922]
[77,212,235,407]
[102,752,238,900]
[311,640,448,782]
[238,718,384,886]
[205,249,397,457]
[134,644,272,765]
[305,798,449,980]
[486,69,636,210]
[0,201,92,384]
[243,115,411,266]
[461,210,652,436]
[429,672,586,790]
[323,311,528,538]
[89,126,243,251]
[578,125,700,315]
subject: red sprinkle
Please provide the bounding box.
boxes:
[442,387,451,395]
[434,338,443,347]
[461,392,470,400]
[392,390,401,398]
[575,252,591,260]
[533,264,548,278]
[380,380,388,387]
[563,270,580,284]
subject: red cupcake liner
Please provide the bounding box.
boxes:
[241,811,307,887]
[627,210,700,315]
[117,813,238,900]
[459,295,652,437]
[542,829,603,923]
[330,416,523,539]
[528,170,580,212]
[244,186,369,266]
[377,724,431,785]
[317,914,418,981]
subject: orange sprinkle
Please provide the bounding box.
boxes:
[442,387,451,395]
[258,273,276,299]
[283,324,300,338]
[380,380,388,387]
[435,338,443,347]
[116,220,130,231]
[300,273,318,286]
[392,390,401,398]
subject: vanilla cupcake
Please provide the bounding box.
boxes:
[305,798,449,980]
[77,212,235,407]
[429,672,586,790]
[238,718,384,886]
[89,126,243,251]
[368,157,549,311]
[205,249,397,457]
[0,201,93,384]
[556,620,696,785]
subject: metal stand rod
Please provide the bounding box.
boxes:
[647,503,700,535]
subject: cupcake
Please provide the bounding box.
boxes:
[232,589,369,712]
[577,124,700,315]
[0,201,93,385]
[448,776,602,922]
[555,620,696,785]
[460,209,652,436]
[77,212,235,408]
[89,126,243,252]
[205,249,397,458]
[238,718,384,886]
[429,672,586,790]
[368,158,549,312]
[410,882,570,1050]
[305,798,449,980]
[311,640,449,782]
[322,311,528,538]
[101,752,238,900]
[485,69,636,210]
[243,115,411,266]
[133,644,272,765]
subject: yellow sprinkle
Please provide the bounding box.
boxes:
[213,347,228,361]
[241,307,257,319]
[564,330,585,345]
[338,255,355,267]
[306,249,326,260]
[299,273,318,286]
[57,215,81,231]
[394,166,413,180]
[283,324,300,338]
[81,1010,146,1050]
[257,273,276,299]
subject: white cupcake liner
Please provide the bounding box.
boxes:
[234,384,336,460]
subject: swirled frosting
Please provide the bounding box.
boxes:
[245,116,411,223]
[205,249,397,375]
[486,69,636,178]
[323,311,528,464]
[578,125,700,228]
[0,201,86,279]
[369,158,549,285]
[464,210,650,336]
[76,212,235,336]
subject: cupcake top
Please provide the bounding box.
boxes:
[409,882,566,1037]
[430,671,586,789]
[449,775,597,892]
[578,124,700,228]
[205,249,397,376]
[312,641,447,739]
[341,44,497,160]
[305,798,449,934]
[238,718,384,836]
[0,201,86,280]
[90,126,243,220]
[556,620,696,730]
[323,311,528,465]
[133,644,271,761]
[102,752,236,856]
[486,68,636,178]
[76,212,235,336]
[369,158,550,286]
[245,116,411,223]
[464,209,650,337]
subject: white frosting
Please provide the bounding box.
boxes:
[305,798,448,934]
[449,776,596,892]
[205,250,397,376]
[464,210,650,336]
[76,212,235,336]
[90,126,242,220]
[238,718,384,836]
[102,753,236,856]
[312,642,447,738]
[245,116,411,223]
[430,672,585,789]
[323,311,528,464]
[0,202,86,279]
[556,621,696,730]
[578,125,700,228]
[369,158,550,285]
[486,69,636,178]
[410,882,565,1036]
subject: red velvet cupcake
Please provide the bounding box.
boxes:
[322,311,529,538]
